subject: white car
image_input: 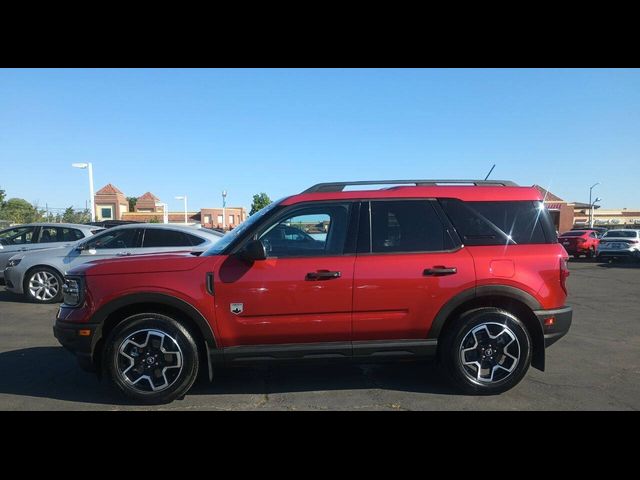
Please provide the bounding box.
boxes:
[596,229,640,261]
[3,223,223,303]
[0,223,103,281]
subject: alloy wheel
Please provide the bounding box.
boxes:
[28,271,60,301]
[116,329,184,393]
[459,322,521,383]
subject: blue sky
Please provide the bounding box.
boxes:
[1,68,638,212]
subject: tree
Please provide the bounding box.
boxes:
[61,206,91,224]
[0,187,6,208]
[0,198,41,224]
[250,192,272,215]
[127,196,138,212]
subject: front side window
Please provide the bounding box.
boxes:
[370,200,452,253]
[0,227,36,245]
[142,229,191,248]
[82,228,141,250]
[259,204,350,257]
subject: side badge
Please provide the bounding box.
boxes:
[230,303,244,315]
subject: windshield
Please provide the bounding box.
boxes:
[202,200,282,255]
[602,230,638,239]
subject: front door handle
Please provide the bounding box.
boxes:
[423,266,457,276]
[116,252,131,256]
[306,270,341,280]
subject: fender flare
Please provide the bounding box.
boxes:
[91,292,217,350]
[427,285,542,339]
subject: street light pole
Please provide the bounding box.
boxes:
[589,182,600,228]
[71,162,95,222]
[175,195,188,224]
[155,202,169,224]
[222,190,227,230]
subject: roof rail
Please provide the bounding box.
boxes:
[302,179,518,193]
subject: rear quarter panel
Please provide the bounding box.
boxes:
[467,244,568,309]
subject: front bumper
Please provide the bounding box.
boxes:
[3,267,24,293]
[54,313,100,372]
[533,306,572,348]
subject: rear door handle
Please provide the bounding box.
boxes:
[423,266,457,276]
[116,252,131,256]
[306,270,341,280]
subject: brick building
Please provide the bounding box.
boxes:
[94,183,129,221]
[198,207,247,230]
[93,183,247,229]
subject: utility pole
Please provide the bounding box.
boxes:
[222,190,227,230]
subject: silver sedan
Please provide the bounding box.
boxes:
[3,223,222,303]
[0,223,102,280]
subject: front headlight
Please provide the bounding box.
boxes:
[7,258,21,267]
[62,277,84,307]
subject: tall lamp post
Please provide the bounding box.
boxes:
[175,195,188,224]
[589,182,600,228]
[155,202,169,224]
[222,190,227,230]
[71,163,95,222]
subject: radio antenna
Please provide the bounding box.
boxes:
[484,164,496,180]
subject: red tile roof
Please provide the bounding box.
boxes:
[95,183,124,195]
[533,185,564,202]
[137,192,160,202]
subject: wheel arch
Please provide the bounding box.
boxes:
[90,293,217,377]
[429,285,546,371]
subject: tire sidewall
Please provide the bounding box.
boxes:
[443,307,532,395]
[104,313,199,404]
[23,267,64,304]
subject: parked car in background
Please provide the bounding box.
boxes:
[0,223,102,283]
[3,224,223,303]
[558,229,601,258]
[596,229,640,261]
[54,179,572,404]
[571,226,608,237]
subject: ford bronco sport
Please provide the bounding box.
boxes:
[54,179,572,404]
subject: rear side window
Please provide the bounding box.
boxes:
[143,229,192,248]
[370,200,454,253]
[186,233,207,246]
[439,199,553,245]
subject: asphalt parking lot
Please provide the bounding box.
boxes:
[0,259,638,411]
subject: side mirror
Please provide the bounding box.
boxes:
[240,239,267,262]
[75,244,87,252]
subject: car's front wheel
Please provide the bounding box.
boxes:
[103,313,200,404]
[440,307,532,395]
[23,267,64,304]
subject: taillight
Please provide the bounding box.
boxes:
[560,257,570,295]
[577,238,586,243]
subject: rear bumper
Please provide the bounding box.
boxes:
[533,306,572,347]
[597,249,640,258]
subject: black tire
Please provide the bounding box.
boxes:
[586,247,595,259]
[439,307,532,395]
[103,313,200,404]
[23,266,64,304]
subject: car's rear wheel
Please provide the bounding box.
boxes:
[440,307,532,395]
[103,313,200,404]
[23,267,64,304]
[586,247,596,258]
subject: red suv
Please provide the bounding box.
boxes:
[54,180,572,404]
[558,229,600,258]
